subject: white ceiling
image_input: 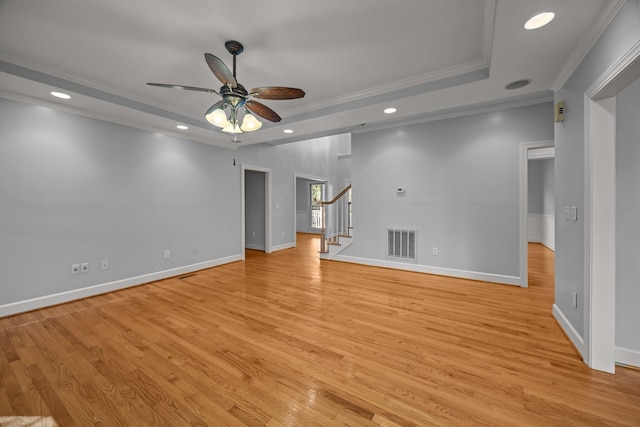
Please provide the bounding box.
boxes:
[0,0,622,149]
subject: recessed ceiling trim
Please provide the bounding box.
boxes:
[0,51,206,120]
[282,66,489,126]
[285,58,490,117]
[0,59,211,130]
[482,0,497,67]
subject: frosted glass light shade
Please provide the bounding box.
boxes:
[205,107,228,128]
[222,122,242,133]
[240,114,262,132]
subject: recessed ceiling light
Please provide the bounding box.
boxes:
[50,91,71,99]
[176,125,188,130]
[524,12,555,30]
[505,79,531,90]
[284,129,294,134]
[384,107,397,114]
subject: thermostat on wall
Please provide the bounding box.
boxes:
[396,187,405,194]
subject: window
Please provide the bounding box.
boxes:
[310,182,325,229]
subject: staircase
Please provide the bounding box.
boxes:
[319,184,352,259]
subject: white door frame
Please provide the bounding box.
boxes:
[241,164,272,259]
[519,140,554,288]
[583,40,640,373]
[293,173,327,246]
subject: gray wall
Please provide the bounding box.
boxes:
[616,75,640,352]
[0,98,350,311]
[528,160,544,214]
[555,0,640,339]
[245,170,266,250]
[528,159,555,215]
[0,98,240,306]
[541,159,555,216]
[343,102,553,279]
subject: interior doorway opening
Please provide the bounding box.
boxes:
[242,165,272,259]
[294,173,328,246]
[527,151,555,289]
[519,141,554,288]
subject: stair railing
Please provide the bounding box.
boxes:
[320,184,352,253]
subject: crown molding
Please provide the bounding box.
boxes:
[552,0,628,91]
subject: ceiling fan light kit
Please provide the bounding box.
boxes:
[147,40,304,138]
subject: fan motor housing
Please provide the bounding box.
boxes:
[220,83,248,107]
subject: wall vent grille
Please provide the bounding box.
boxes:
[387,228,417,260]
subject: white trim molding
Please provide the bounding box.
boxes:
[272,242,296,252]
[616,347,640,369]
[581,38,640,373]
[553,304,586,358]
[0,255,242,318]
[588,39,640,100]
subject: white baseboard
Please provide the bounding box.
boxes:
[245,243,266,251]
[331,255,521,286]
[272,242,295,252]
[528,213,543,242]
[0,255,242,318]
[528,214,555,251]
[552,304,585,358]
[541,240,555,252]
[616,346,640,369]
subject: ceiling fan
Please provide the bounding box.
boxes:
[147,40,305,136]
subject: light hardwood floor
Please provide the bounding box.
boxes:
[1,236,639,426]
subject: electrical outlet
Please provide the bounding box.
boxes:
[80,262,89,273]
[432,247,438,256]
[71,264,80,275]
[164,250,171,259]
[252,231,256,238]
[101,259,109,270]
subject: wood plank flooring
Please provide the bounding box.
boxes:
[1,236,639,426]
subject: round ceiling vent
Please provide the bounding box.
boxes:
[505,79,531,90]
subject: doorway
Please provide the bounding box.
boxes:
[242,165,272,258]
[519,141,554,288]
[527,150,555,289]
[584,43,640,372]
[293,173,327,246]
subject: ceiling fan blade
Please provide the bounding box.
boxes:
[146,83,219,94]
[205,53,237,88]
[250,87,305,100]
[246,100,282,122]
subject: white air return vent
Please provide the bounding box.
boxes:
[387,228,417,260]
